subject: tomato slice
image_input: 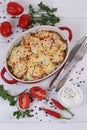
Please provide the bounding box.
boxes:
[18,93,30,109]
[30,86,46,100]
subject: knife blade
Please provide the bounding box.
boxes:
[49,36,87,91]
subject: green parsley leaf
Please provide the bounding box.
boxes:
[38,1,57,13]
[28,1,60,28]
[0,85,16,106]
[13,110,33,119]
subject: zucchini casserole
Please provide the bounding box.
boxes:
[7,30,67,81]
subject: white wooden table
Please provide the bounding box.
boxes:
[0,0,87,129]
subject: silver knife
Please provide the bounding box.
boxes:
[49,36,87,91]
[55,36,87,91]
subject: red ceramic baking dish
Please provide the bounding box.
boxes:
[1,25,72,84]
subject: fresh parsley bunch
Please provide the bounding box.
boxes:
[29,1,60,28]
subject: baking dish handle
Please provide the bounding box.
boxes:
[1,67,18,84]
[58,26,72,41]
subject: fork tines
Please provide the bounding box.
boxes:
[75,39,87,60]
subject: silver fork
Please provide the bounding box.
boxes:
[55,38,87,92]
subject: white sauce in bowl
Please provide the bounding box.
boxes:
[58,85,83,108]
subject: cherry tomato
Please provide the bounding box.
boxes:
[30,86,46,100]
[18,93,30,109]
[18,14,31,29]
[0,21,12,37]
[6,2,24,15]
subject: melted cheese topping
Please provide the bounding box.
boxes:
[7,30,67,81]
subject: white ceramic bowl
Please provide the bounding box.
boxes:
[58,85,83,108]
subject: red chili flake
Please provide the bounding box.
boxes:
[39,37,44,40]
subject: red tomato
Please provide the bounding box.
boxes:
[18,14,31,29]
[30,86,46,100]
[6,2,24,15]
[0,21,12,37]
[18,93,30,109]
